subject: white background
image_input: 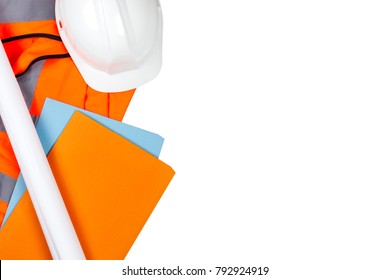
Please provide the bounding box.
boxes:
[3,0,390,279]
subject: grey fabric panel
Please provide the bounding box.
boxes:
[0,172,16,203]
[0,116,4,132]
[32,115,39,126]
[0,60,45,132]
[17,60,45,108]
[0,0,55,23]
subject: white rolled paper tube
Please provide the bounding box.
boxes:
[0,41,85,260]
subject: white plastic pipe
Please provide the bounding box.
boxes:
[0,41,85,260]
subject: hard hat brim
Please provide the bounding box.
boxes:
[61,31,162,92]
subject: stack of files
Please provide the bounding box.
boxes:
[0,99,175,260]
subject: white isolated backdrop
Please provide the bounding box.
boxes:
[3,0,390,279]
[124,0,390,278]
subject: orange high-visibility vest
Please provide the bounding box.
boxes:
[0,3,135,223]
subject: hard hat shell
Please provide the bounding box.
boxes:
[55,0,163,92]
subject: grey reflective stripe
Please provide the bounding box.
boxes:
[0,0,55,23]
[0,172,16,203]
[0,60,45,132]
[0,116,3,132]
[32,115,39,126]
[17,60,45,109]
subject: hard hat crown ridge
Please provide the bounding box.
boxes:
[56,0,163,92]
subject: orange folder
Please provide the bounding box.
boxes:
[0,112,175,259]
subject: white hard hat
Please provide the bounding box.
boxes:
[55,0,163,92]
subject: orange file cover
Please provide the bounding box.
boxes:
[0,111,175,260]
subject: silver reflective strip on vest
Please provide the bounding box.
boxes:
[0,60,45,132]
[0,0,55,23]
[32,115,39,126]
[0,172,16,203]
[17,60,45,109]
